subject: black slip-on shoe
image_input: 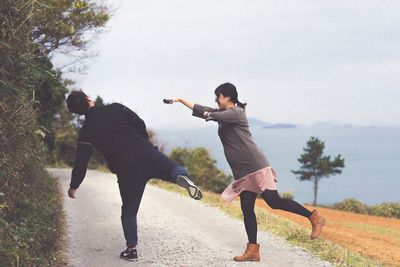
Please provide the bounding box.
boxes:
[120,248,138,262]
[176,175,203,200]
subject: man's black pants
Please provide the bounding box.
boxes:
[117,147,187,247]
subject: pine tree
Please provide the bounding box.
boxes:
[292,137,345,206]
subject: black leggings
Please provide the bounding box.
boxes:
[240,190,312,244]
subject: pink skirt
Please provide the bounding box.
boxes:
[221,167,278,202]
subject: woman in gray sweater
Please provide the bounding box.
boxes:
[166,83,326,262]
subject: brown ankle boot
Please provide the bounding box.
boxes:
[309,210,326,239]
[233,243,260,262]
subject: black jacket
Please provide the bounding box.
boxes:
[70,103,151,189]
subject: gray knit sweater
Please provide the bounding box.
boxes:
[192,104,270,180]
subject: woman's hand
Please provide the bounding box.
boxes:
[163,98,180,104]
[163,97,194,110]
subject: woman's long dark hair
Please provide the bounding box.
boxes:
[214,83,247,109]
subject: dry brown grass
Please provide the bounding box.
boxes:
[255,200,400,266]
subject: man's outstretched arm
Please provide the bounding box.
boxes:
[69,143,93,198]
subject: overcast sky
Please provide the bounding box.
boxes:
[56,0,400,128]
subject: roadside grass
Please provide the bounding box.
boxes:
[149,179,384,267]
[0,170,66,266]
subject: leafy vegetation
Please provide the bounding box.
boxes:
[0,170,65,266]
[333,198,370,214]
[32,0,109,54]
[370,203,400,218]
[169,147,232,193]
[281,191,294,200]
[0,0,109,265]
[333,199,400,219]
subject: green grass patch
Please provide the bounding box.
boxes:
[149,179,384,267]
[0,169,66,266]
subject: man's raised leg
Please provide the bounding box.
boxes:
[145,148,203,200]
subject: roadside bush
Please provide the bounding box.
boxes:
[1,0,110,265]
[332,199,400,219]
[281,192,294,200]
[333,199,369,214]
[1,1,64,265]
[369,203,400,219]
[169,147,232,193]
[0,169,65,266]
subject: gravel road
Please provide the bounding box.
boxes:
[49,169,333,267]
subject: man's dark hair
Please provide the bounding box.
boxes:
[66,90,90,115]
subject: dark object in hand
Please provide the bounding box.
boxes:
[163,99,173,104]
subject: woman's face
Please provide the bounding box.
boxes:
[215,93,232,109]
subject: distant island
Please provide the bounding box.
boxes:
[262,123,297,129]
[313,121,353,128]
[247,117,273,128]
[248,117,353,129]
[248,117,298,129]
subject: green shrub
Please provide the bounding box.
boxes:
[1,0,109,265]
[169,147,232,193]
[333,199,369,214]
[1,1,64,265]
[0,169,65,266]
[281,192,294,200]
[369,203,400,219]
[332,199,400,219]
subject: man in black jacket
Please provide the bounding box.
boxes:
[66,91,202,262]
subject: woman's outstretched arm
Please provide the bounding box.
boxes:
[175,98,194,110]
[164,97,194,110]
[164,97,218,119]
